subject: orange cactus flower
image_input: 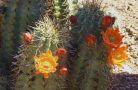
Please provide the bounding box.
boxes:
[23,32,32,45]
[101,16,115,28]
[85,34,96,46]
[108,46,128,67]
[56,48,67,57]
[34,50,58,79]
[101,28,123,49]
[59,67,68,77]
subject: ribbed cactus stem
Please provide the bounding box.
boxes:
[68,1,110,90]
[69,43,91,90]
[1,0,43,63]
[70,1,104,46]
[80,45,110,90]
[53,0,69,24]
[0,74,7,90]
[13,0,30,51]
[13,0,42,52]
[70,42,110,90]
[1,0,18,64]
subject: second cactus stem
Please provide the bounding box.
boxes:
[53,0,69,24]
[68,0,111,90]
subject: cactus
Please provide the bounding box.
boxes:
[0,74,7,90]
[68,43,90,90]
[0,67,8,90]
[0,0,43,65]
[52,0,69,24]
[71,1,104,44]
[11,16,68,90]
[69,41,110,90]
[79,44,110,90]
[13,0,43,52]
[0,1,43,88]
[68,0,111,90]
[0,2,8,90]
[45,0,69,24]
[0,0,17,66]
[0,2,6,48]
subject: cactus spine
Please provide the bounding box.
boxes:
[0,0,44,89]
[80,44,110,90]
[53,0,69,24]
[0,0,43,64]
[13,0,43,52]
[68,0,110,90]
[12,16,68,90]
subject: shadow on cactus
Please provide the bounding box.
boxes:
[0,0,44,65]
[11,15,69,90]
[0,68,8,90]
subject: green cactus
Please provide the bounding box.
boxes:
[52,0,69,24]
[0,1,43,88]
[68,43,90,90]
[71,1,104,43]
[0,0,43,65]
[0,13,4,53]
[0,66,8,90]
[80,44,110,90]
[69,41,110,90]
[12,16,68,90]
[1,0,17,64]
[13,0,43,52]
[68,1,111,90]
[0,74,7,90]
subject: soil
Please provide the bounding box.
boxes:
[108,74,138,90]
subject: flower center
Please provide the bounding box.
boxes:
[114,52,121,58]
[44,62,51,69]
[109,36,116,42]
